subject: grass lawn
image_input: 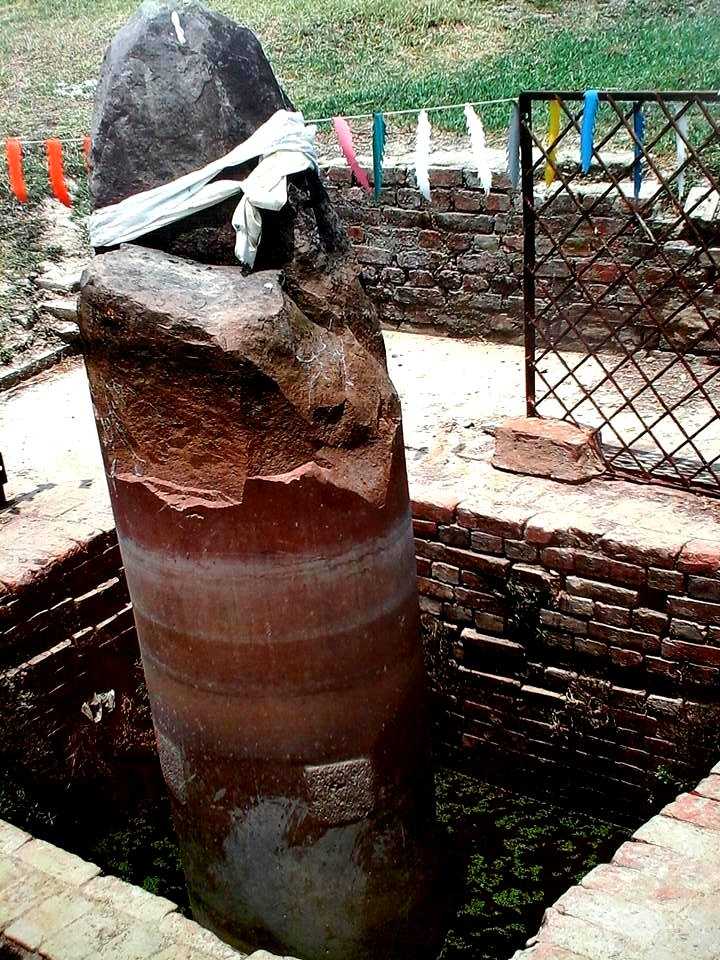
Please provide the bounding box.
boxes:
[0,0,718,142]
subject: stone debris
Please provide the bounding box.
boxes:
[493,415,606,483]
[43,297,79,321]
[36,264,85,295]
[48,318,81,344]
[80,689,116,723]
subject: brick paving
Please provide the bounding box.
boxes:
[0,819,291,960]
[0,358,110,592]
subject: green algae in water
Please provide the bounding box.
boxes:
[435,766,632,959]
[0,764,633,956]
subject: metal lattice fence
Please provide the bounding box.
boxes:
[520,91,720,495]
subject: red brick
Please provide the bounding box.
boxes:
[473,611,505,634]
[418,595,442,617]
[648,567,685,592]
[442,603,473,624]
[510,564,560,591]
[575,638,608,658]
[469,532,503,555]
[418,229,444,248]
[541,547,575,572]
[415,557,431,577]
[595,602,631,627]
[610,686,646,709]
[453,190,483,212]
[412,518,437,538]
[544,666,577,690]
[678,539,720,575]
[455,506,525,539]
[599,531,682,569]
[574,552,645,586]
[613,709,657,735]
[566,576,638,606]
[454,587,504,613]
[460,628,524,659]
[686,663,720,686]
[558,593,594,617]
[662,637,720,667]
[647,694,683,717]
[669,618,706,642]
[412,496,458,524]
[438,525,470,548]
[462,671,522,695]
[662,793,720,832]
[694,775,720,801]
[645,656,683,681]
[493,417,604,484]
[417,577,454,601]
[610,646,643,669]
[432,562,460,585]
[588,621,656,650]
[633,607,668,634]
[504,540,539,562]
[521,684,566,707]
[444,547,511,578]
[667,595,720,625]
[414,538,446,561]
[688,575,720,601]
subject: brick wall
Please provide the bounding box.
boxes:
[414,496,720,800]
[3,509,720,802]
[323,161,720,350]
[0,531,152,782]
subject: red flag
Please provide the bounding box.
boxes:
[45,138,72,207]
[6,138,28,203]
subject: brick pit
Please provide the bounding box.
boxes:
[2,491,720,805]
[2,153,720,953]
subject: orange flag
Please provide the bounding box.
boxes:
[6,138,28,203]
[45,138,72,207]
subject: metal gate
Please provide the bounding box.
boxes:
[520,91,720,494]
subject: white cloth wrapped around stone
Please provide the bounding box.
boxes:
[87,109,317,267]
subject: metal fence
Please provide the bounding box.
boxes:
[520,91,720,495]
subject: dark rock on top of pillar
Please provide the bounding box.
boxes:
[90,0,290,209]
[89,0,383,361]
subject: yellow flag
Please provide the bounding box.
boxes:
[545,99,561,187]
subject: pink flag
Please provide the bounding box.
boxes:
[333,116,371,194]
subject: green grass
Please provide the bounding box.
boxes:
[0,0,717,364]
[0,0,718,141]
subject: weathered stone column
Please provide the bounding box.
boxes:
[79,244,437,959]
[82,5,439,957]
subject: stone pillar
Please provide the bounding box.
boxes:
[78,245,437,960]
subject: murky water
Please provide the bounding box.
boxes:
[0,759,642,959]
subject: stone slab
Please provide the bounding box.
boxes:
[16,839,101,886]
[493,416,606,483]
[4,888,91,950]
